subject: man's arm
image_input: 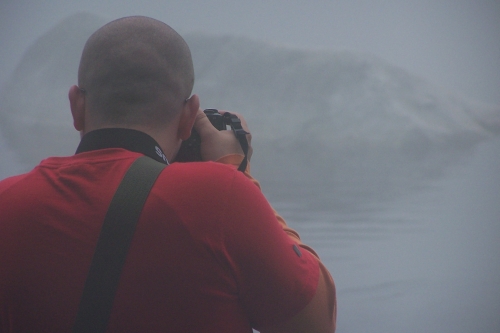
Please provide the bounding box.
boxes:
[192,109,336,332]
[218,154,337,333]
[260,263,336,333]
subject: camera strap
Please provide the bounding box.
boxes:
[223,112,250,172]
[76,128,170,165]
[72,156,167,333]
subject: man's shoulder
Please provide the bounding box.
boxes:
[153,160,254,202]
[0,150,137,194]
[169,160,238,174]
[162,161,240,186]
[0,173,29,196]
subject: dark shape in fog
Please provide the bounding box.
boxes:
[1,12,498,205]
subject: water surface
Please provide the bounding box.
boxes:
[268,137,500,332]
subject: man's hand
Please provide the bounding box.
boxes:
[193,109,253,162]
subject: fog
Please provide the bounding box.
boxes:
[1,2,499,332]
[1,0,500,105]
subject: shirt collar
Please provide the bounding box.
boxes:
[75,128,169,165]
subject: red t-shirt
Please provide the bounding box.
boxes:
[0,149,319,332]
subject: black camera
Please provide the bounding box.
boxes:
[175,109,227,162]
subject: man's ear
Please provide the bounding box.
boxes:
[178,94,200,140]
[68,85,86,132]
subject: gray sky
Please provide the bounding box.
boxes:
[1,0,499,105]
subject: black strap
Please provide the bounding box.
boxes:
[72,156,167,333]
[76,128,170,165]
[223,112,250,172]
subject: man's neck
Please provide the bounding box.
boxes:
[76,128,170,164]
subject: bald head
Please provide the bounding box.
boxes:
[78,16,194,127]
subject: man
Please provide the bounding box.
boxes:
[0,16,336,332]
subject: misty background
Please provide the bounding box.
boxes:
[1,1,499,332]
[1,0,499,105]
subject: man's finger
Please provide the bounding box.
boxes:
[192,109,217,137]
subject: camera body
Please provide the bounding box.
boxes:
[175,109,227,162]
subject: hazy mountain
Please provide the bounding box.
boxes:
[185,33,498,187]
[1,12,498,202]
[0,13,105,167]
